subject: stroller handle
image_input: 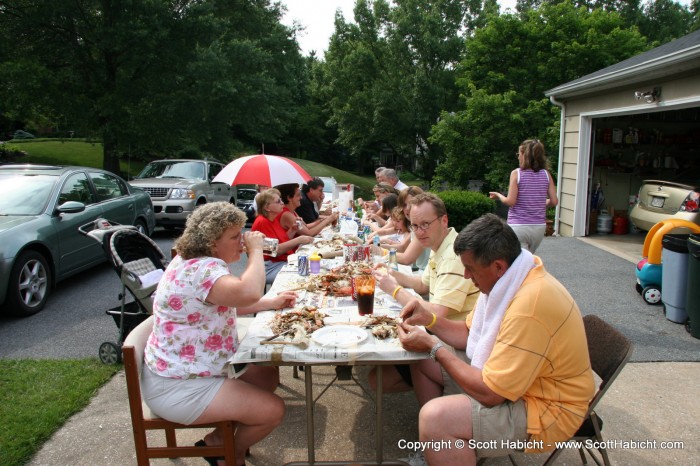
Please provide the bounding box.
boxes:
[79,218,137,243]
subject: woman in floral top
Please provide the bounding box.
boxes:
[142,202,296,466]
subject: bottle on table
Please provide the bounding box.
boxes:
[355,199,363,218]
[372,235,383,264]
[388,247,399,271]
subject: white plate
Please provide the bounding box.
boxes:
[311,325,368,347]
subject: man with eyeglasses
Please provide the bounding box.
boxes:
[369,193,480,394]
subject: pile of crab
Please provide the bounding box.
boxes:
[302,262,373,296]
[269,306,326,341]
[362,314,402,340]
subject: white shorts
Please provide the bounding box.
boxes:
[140,365,225,424]
[509,224,546,253]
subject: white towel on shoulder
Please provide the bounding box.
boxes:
[466,249,535,369]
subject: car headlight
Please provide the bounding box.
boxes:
[170,189,195,199]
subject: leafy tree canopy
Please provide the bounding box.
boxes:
[0,0,304,172]
[431,0,649,190]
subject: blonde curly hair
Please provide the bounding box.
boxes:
[174,202,246,259]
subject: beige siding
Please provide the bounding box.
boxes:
[552,70,700,237]
[560,177,576,194]
[556,112,582,235]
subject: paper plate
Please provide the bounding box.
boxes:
[311,325,368,347]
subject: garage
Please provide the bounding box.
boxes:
[545,29,700,238]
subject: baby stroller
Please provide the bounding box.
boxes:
[80,218,168,364]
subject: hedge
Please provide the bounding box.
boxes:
[437,190,496,232]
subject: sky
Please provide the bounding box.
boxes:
[280,0,693,57]
[280,0,518,57]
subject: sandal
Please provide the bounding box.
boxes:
[194,439,223,466]
[194,439,249,465]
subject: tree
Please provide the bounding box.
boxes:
[0,0,303,172]
[638,0,694,44]
[323,0,476,178]
[431,1,649,190]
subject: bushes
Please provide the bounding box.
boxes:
[0,144,27,163]
[437,190,496,232]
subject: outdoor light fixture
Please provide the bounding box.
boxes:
[635,87,661,104]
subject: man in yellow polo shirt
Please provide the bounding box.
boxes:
[397,213,594,465]
[370,192,480,393]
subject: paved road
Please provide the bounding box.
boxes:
[1,234,698,361]
[0,228,244,360]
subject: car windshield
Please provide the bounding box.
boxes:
[238,189,256,201]
[135,161,205,180]
[0,174,56,215]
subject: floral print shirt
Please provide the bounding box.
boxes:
[144,255,238,378]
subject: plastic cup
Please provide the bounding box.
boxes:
[354,275,375,316]
[241,237,279,257]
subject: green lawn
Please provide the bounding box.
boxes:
[12,139,379,198]
[8,139,146,176]
[0,359,119,466]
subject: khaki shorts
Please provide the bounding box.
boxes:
[442,349,528,458]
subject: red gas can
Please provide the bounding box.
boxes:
[613,215,628,235]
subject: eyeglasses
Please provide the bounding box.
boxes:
[269,198,284,205]
[409,217,440,232]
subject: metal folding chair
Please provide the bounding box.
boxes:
[543,314,634,466]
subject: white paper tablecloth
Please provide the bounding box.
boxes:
[227,260,426,369]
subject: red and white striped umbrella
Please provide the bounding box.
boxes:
[213,154,312,187]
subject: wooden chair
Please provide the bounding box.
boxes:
[122,315,237,465]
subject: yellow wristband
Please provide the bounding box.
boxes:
[392,286,403,299]
[425,312,438,329]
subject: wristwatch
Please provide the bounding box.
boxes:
[429,341,444,361]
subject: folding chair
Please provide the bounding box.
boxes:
[122,316,237,466]
[478,314,633,466]
[543,314,634,466]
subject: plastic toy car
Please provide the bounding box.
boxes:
[635,218,700,305]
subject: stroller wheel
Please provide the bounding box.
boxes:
[99,341,122,364]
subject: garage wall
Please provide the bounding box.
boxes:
[555,73,700,237]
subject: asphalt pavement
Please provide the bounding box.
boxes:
[2,232,698,465]
[0,229,247,360]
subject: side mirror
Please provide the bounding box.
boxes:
[56,201,86,214]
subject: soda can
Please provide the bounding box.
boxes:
[360,245,371,262]
[297,254,309,276]
[351,275,358,301]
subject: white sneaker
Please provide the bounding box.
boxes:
[398,451,427,466]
